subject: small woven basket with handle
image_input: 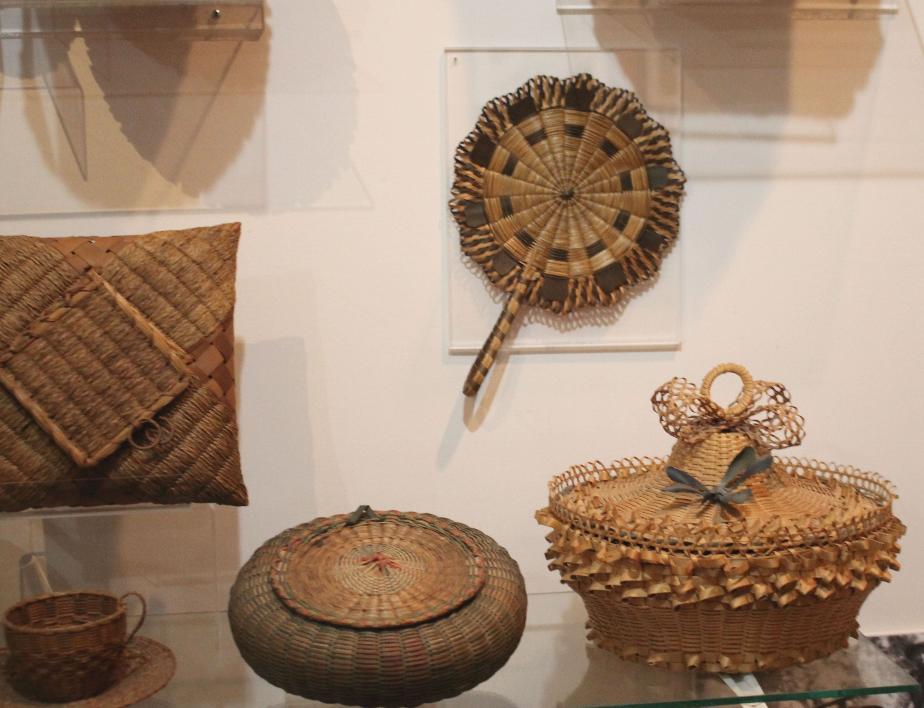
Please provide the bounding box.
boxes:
[3,590,146,702]
[537,363,904,673]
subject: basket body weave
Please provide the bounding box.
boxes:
[0,224,247,511]
[229,509,527,707]
[3,591,144,702]
[537,364,904,673]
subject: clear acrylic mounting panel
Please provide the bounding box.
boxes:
[444,48,683,355]
[0,17,267,216]
[0,502,228,617]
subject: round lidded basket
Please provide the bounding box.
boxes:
[3,590,146,702]
[229,507,527,708]
[537,363,904,673]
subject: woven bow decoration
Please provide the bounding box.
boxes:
[664,446,771,506]
[651,372,805,450]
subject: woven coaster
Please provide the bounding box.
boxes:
[0,636,175,707]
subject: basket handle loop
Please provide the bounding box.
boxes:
[700,363,756,417]
[120,591,147,645]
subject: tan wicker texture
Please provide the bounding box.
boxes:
[450,73,685,396]
[536,363,904,673]
[0,636,175,708]
[0,224,247,511]
[270,514,487,628]
[229,508,527,707]
[3,591,146,702]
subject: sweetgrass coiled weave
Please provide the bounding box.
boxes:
[228,509,527,707]
[0,224,246,510]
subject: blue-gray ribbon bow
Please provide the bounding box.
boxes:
[663,447,771,516]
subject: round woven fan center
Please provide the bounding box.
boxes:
[270,516,487,629]
[559,186,576,201]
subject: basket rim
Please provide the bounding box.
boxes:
[3,590,125,636]
[269,509,488,629]
[545,455,898,555]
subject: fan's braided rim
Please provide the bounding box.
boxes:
[546,456,898,555]
[450,72,685,315]
[270,510,488,629]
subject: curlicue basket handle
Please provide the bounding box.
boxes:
[700,363,756,417]
[119,591,147,645]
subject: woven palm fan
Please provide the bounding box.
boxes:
[450,73,685,397]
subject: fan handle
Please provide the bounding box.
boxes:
[463,280,530,397]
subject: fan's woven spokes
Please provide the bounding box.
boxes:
[481,194,559,247]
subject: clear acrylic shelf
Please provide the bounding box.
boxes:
[109,593,920,707]
[557,0,898,18]
[0,0,265,40]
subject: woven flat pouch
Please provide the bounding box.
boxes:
[0,223,248,511]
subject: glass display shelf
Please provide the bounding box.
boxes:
[75,592,921,707]
[556,0,898,19]
[0,0,264,40]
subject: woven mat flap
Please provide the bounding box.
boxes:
[98,224,239,351]
[0,275,191,468]
[0,376,246,510]
[271,512,487,629]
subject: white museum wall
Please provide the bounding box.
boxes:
[0,0,922,638]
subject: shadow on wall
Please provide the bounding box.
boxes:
[1,5,270,210]
[236,335,321,541]
[81,10,271,202]
[582,5,886,320]
[590,3,883,129]
[260,0,360,210]
[0,0,360,212]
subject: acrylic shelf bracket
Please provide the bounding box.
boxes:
[0,0,265,40]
